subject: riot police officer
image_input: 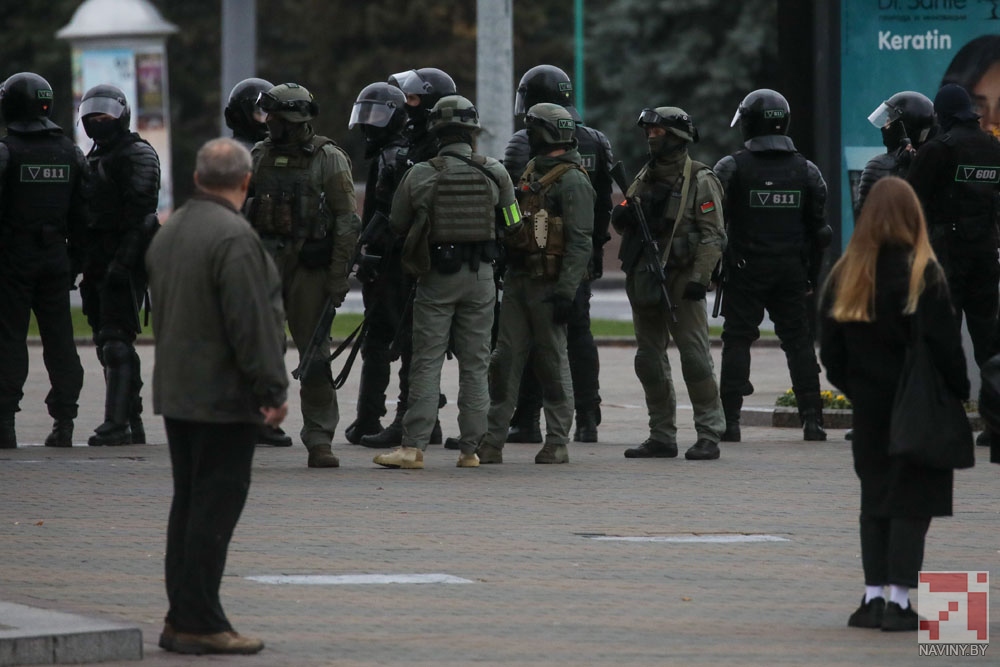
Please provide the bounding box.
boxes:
[857,91,936,214]
[613,106,727,461]
[908,83,1000,446]
[343,82,410,445]
[714,89,830,443]
[79,84,161,447]
[0,73,87,448]
[477,103,595,465]
[224,77,273,153]
[360,67,456,448]
[375,95,518,469]
[250,82,361,468]
[501,64,614,444]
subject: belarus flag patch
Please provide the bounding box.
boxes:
[700,201,716,214]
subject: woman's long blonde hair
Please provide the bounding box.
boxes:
[827,176,936,322]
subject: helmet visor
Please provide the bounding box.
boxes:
[79,96,126,119]
[867,102,893,129]
[730,108,743,128]
[388,70,426,95]
[349,100,398,129]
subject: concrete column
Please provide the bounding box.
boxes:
[476,0,513,161]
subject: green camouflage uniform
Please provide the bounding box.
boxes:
[614,155,726,445]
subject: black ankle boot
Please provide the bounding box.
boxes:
[573,410,598,443]
[801,409,827,441]
[361,415,402,448]
[345,417,382,445]
[129,416,146,445]
[88,421,131,447]
[0,416,16,449]
[506,408,542,444]
[44,419,74,448]
[721,421,741,442]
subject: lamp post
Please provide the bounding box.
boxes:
[57,0,178,215]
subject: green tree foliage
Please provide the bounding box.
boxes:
[586,0,778,174]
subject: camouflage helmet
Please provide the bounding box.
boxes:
[525,102,577,146]
[637,106,699,143]
[256,82,319,122]
[427,95,480,133]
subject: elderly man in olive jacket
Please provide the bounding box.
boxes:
[146,138,288,656]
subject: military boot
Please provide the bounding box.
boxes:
[361,412,402,448]
[534,442,569,464]
[307,444,340,468]
[685,438,721,460]
[506,407,542,444]
[44,419,74,448]
[90,345,133,446]
[257,424,292,447]
[573,408,599,443]
[624,439,678,458]
[801,409,827,441]
[0,416,16,449]
[129,416,146,445]
[344,417,382,445]
[720,394,742,443]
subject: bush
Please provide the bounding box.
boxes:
[775,389,852,410]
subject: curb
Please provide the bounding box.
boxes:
[0,601,142,665]
[742,406,984,431]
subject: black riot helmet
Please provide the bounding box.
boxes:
[867,91,935,150]
[349,82,407,132]
[80,84,131,131]
[225,77,273,141]
[514,65,573,116]
[0,72,59,132]
[387,67,457,111]
[731,89,790,141]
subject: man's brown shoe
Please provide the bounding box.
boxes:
[171,630,264,655]
[307,444,340,468]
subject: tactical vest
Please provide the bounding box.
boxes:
[426,154,497,244]
[86,134,155,233]
[251,136,336,239]
[926,131,1000,242]
[726,149,809,255]
[507,161,581,280]
[1,132,77,237]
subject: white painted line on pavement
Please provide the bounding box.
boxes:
[583,534,790,544]
[246,573,474,585]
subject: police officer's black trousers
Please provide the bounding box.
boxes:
[935,243,1000,368]
[513,280,600,418]
[357,268,411,421]
[0,239,83,420]
[720,257,821,415]
[81,271,145,424]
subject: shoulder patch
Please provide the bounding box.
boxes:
[699,201,716,214]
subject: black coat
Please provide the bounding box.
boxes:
[819,245,968,518]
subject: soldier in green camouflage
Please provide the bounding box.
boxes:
[476,103,595,465]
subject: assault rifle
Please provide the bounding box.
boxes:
[609,161,677,322]
[350,210,390,281]
[711,260,725,318]
[292,295,337,382]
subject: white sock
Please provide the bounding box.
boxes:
[889,585,910,608]
[865,585,885,603]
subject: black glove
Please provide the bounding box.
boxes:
[589,247,604,280]
[548,294,575,325]
[682,281,707,301]
[610,200,635,229]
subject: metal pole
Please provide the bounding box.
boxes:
[574,0,585,120]
[221,0,257,135]
[476,0,514,160]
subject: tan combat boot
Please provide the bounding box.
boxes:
[534,442,569,464]
[307,444,340,468]
[373,446,424,469]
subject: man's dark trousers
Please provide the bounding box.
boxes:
[164,418,256,634]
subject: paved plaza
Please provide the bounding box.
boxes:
[1,341,998,666]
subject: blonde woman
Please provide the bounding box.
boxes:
[819,177,969,632]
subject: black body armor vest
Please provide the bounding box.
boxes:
[1,132,78,237]
[727,149,810,256]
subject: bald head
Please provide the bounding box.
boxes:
[195,137,252,190]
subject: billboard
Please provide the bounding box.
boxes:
[840,0,1000,246]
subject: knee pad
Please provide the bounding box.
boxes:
[634,350,664,387]
[101,340,131,368]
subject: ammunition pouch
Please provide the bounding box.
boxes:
[429,241,496,274]
[299,235,334,269]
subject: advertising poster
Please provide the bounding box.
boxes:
[840,0,999,246]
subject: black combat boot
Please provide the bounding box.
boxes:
[0,416,16,449]
[257,424,293,447]
[506,407,542,444]
[573,408,599,443]
[129,416,146,445]
[345,417,382,445]
[44,419,74,448]
[624,439,678,458]
[361,412,402,448]
[685,438,721,460]
[801,408,827,441]
[720,394,743,443]
[89,347,133,447]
